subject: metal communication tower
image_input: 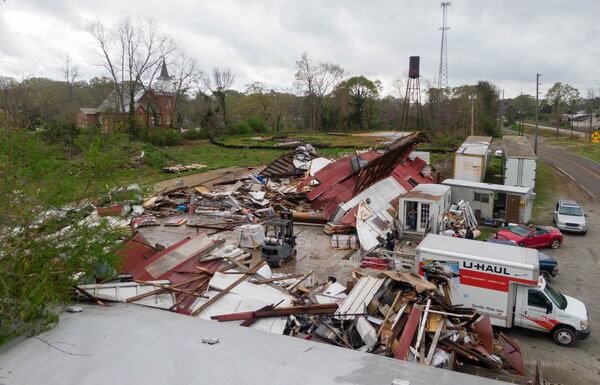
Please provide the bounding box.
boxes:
[437,1,451,89]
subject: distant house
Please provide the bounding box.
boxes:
[77,60,176,131]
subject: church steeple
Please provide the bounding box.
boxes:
[157,59,170,81]
[154,59,174,94]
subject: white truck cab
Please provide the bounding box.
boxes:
[514,276,590,346]
[416,234,590,346]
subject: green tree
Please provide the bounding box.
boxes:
[334,76,381,130]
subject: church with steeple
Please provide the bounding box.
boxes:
[76,59,178,131]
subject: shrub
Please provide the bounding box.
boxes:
[140,127,184,146]
[182,128,210,140]
[246,116,268,133]
[233,121,251,135]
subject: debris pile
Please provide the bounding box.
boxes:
[161,163,207,173]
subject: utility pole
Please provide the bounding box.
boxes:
[470,93,476,136]
[535,73,542,155]
[498,89,504,132]
[589,100,594,143]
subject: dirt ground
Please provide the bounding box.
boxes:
[501,168,600,385]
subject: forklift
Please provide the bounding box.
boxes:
[260,210,297,267]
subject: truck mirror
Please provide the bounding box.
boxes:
[546,302,553,314]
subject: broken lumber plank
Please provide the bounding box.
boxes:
[249,273,304,285]
[125,275,208,303]
[287,270,313,291]
[425,315,445,365]
[133,280,209,299]
[414,298,431,353]
[191,260,266,316]
[73,286,105,306]
[394,304,422,360]
[211,303,338,321]
[377,291,402,338]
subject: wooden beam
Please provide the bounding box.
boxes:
[288,270,313,291]
[133,279,209,299]
[125,275,207,303]
[250,273,304,285]
[425,315,445,365]
[414,298,431,353]
[191,260,266,316]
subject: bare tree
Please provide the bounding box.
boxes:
[89,17,175,134]
[203,67,235,129]
[295,53,344,131]
[169,51,202,128]
[63,55,79,111]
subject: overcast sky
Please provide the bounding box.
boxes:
[1,0,599,98]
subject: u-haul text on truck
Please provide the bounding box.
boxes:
[415,234,590,346]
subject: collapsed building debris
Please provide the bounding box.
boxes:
[66,134,534,383]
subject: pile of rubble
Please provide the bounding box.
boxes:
[74,228,530,382]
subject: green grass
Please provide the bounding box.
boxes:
[484,157,503,184]
[532,161,557,224]
[550,137,600,163]
[218,132,385,148]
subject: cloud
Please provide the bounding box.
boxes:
[1,0,599,97]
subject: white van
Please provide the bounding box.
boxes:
[415,234,590,346]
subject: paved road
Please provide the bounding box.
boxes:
[533,136,600,199]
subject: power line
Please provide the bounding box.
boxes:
[437,1,451,90]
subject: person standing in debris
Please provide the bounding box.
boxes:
[385,232,395,251]
[444,225,456,237]
[408,208,417,229]
[465,227,474,240]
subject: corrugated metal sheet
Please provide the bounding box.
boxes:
[145,235,215,279]
[335,276,386,319]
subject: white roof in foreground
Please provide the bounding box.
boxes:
[456,136,492,156]
[0,304,509,385]
[442,179,532,195]
[418,234,539,269]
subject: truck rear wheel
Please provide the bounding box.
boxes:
[552,326,575,347]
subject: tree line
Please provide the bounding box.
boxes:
[8,17,596,144]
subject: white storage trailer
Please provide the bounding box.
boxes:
[503,135,537,190]
[398,184,451,235]
[415,234,590,346]
[442,178,534,224]
[453,135,492,182]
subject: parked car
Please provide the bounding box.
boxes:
[494,148,503,158]
[495,224,563,249]
[486,238,559,280]
[553,199,587,234]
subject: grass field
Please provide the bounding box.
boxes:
[550,137,600,163]
[218,132,387,148]
[532,161,557,223]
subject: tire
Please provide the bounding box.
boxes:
[518,242,526,247]
[582,230,587,236]
[550,239,561,249]
[277,259,284,268]
[293,249,298,257]
[552,326,576,347]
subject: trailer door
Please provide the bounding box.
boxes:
[506,194,520,223]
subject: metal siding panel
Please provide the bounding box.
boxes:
[145,236,214,279]
[335,277,385,319]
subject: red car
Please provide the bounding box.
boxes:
[495,224,563,249]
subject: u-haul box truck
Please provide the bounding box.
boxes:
[415,234,590,346]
